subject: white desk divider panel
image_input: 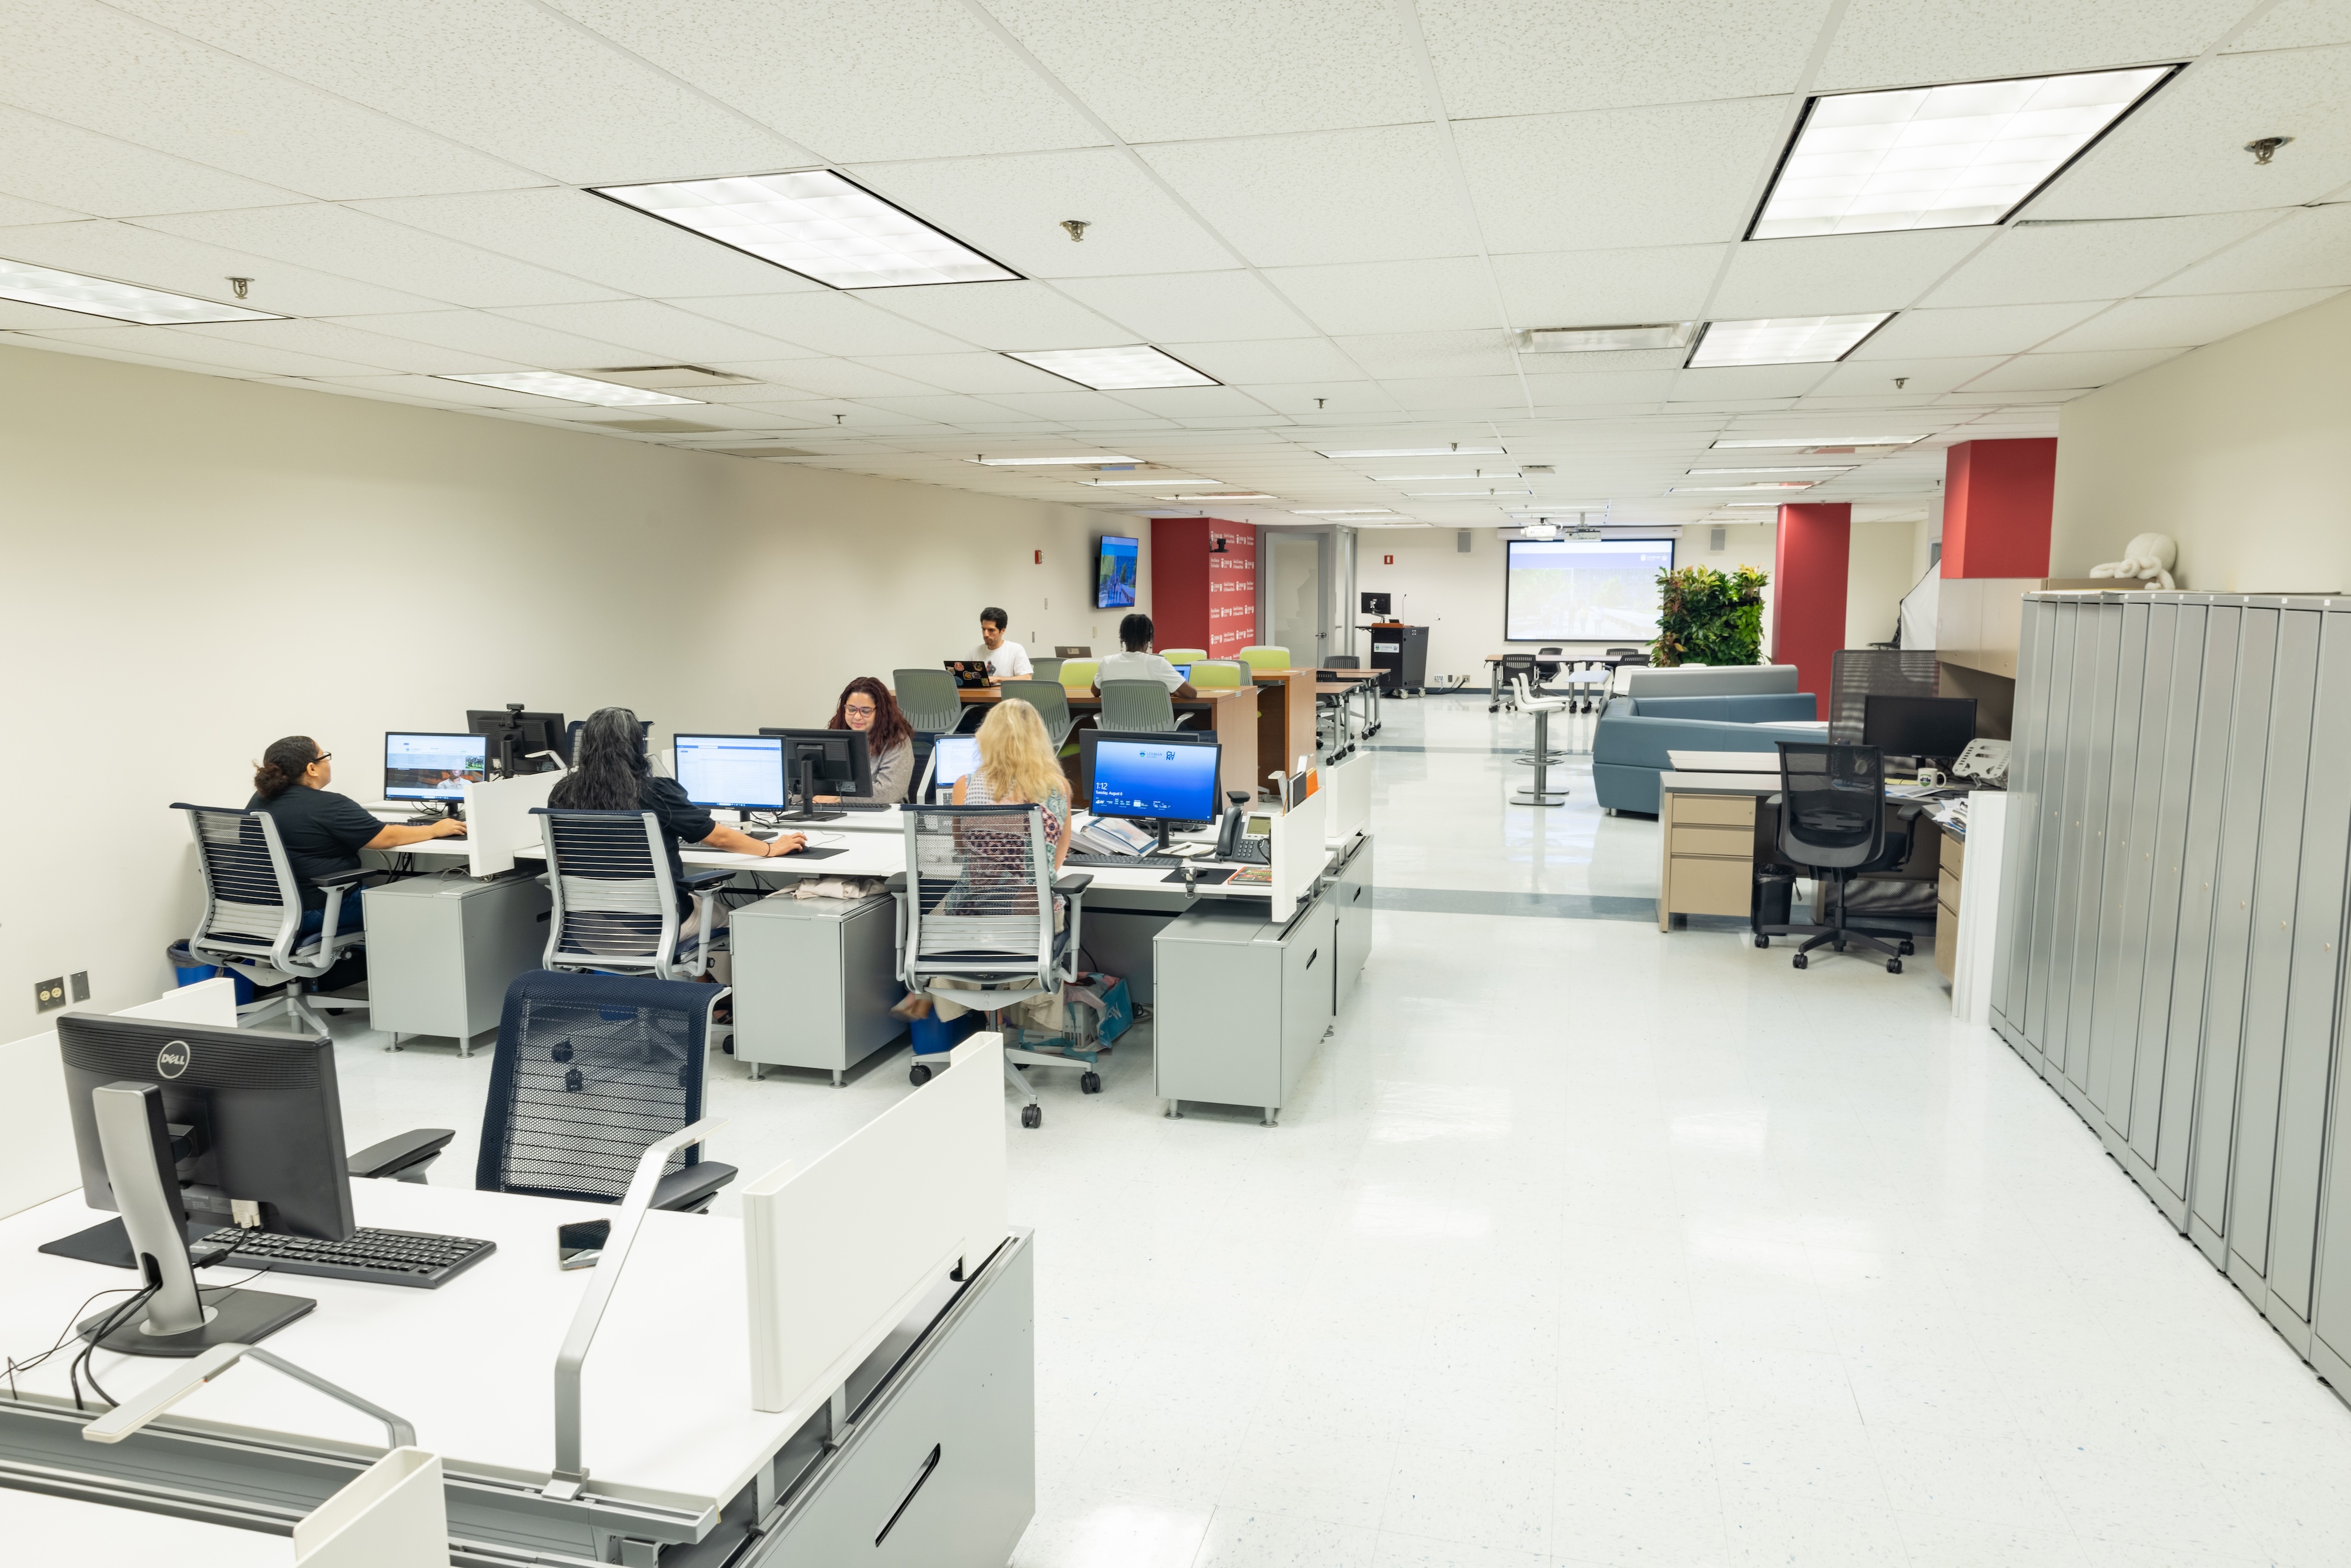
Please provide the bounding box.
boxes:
[742,1033,1008,1416]
[1269,788,1328,923]
[0,979,239,1220]
[460,770,558,879]
[1948,792,2007,1026]
[1324,750,1369,846]
[291,1449,446,1568]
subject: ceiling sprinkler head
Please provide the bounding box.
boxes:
[227,276,252,299]
[2245,136,2292,165]
[1060,219,1090,242]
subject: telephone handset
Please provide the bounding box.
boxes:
[1214,790,1271,862]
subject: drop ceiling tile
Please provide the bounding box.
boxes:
[494,299,809,363]
[140,205,620,309]
[1334,330,1519,379]
[1160,338,1365,384]
[173,316,524,374]
[0,1,528,199]
[0,192,86,225]
[980,387,1170,421]
[1672,364,1838,400]
[1923,214,2272,306]
[856,352,1073,394]
[1261,258,1503,335]
[547,0,1100,161]
[1961,347,2186,390]
[1712,230,1991,318]
[1108,386,1275,418]
[18,322,397,378]
[2148,205,2351,294]
[316,309,644,366]
[1814,0,2248,92]
[1231,381,1404,416]
[1141,126,1476,269]
[1522,368,1679,405]
[1458,98,1790,253]
[311,372,562,408]
[1057,271,1314,341]
[0,299,115,330]
[1421,0,1836,117]
[2030,46,2351,219]
[115,0,813,185]
[685,293,975,357]
[2226,0,2351,49]
[850,148,1231,280]
[0,217,446,316]
[349,187,825,300]
[1379,374,1528,411]
[868,281,1130,351]
[1938,386,2095,404]
[984,0,1425,142]
[2041,287,2342,350]
[752,359,949,399]
[0,102,307,219]
[1488,245,1724,327]
[1809,354,2011,395]
[849,393,1038,425]
[1849,301,2109,358]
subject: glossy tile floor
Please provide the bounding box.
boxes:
[329,693,2351,1567]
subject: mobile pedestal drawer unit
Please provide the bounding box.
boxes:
[1658,783,1761,930]
[1153,892,1337,1125]
[732,891,907,1085]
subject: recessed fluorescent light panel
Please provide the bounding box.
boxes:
[439,371,700,407]
[591,169,1017,289]
[1672,482,1823,492]
[0,257,280,324]
[1686,466,1857,475]
[1405,490,1534,497]
[1162,492,1272,501]
[1752,66,2173,239]
[1522,323,1696,353]
[1688,314,1891,367]
[1005,344,1216,391]
[1711,436,1920,450]
[1316,446,1506,459]
[969,454,1140,466]
[1085,477,1223,487]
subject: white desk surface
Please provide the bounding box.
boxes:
[0,1486,293,1565]
[0,1183,794,1513]
[1666,751,1781,773]
[1658,770,1781,796]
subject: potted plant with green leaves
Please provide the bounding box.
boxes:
[1652,564,1768,667]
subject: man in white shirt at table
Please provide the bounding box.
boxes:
[1092,612,1198,699]
[974,606,1032,685]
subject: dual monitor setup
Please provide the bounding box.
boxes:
[674,730,875,823]
[383,705,609,802]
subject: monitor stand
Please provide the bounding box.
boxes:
[782,756,844,823]
[74,1083,313,1358]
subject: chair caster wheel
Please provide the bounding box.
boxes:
[1020,1104,1041,1128]
[1899,939,1915,955]
[1792,954,1808,970]
[1753,934,1769,949]
[1081,1071,1101,1094]
[910,1063,932,1085]
[1888,958,1903,973]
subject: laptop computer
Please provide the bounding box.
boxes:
[1054,645,1091,658]
[943,659,994,689]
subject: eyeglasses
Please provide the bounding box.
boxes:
[313,753,331,763]
[843,703,877,716]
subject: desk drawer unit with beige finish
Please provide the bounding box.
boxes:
[1937,829,1964,980]
[1659,789,1757,929]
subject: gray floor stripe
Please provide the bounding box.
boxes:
[1370,744,1592,756]
[1373,887,1657,921]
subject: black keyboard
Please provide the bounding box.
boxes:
[196,1225,496,1289]
[1065,852,1190,869]
[832,801,895,812]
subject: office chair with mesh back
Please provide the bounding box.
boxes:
[997,681,1077,752]
[1029,656,1063,685]
[533,808,732,981]
[1099,679,1188,733]
[475,970,736,1212]
[175,803,373,1032]
[1491,651,1537,713]
[1535,646,1564,685]
[1759,742,1918,973]
[893,668,964,736]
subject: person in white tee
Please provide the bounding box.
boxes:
[1092,612,1198,698]
[973,605,1032,684]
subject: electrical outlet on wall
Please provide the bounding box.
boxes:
[34,976,66,1011]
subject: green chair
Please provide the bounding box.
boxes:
[997,681,1076,749]
[1030,656,1063,685]
[1158,647,1208,664]
[1059,658,1100,692]
[1237,645,1291,672]
[1099,679,1184,733]
[1187,660,1244,689]
[893,668,963,735]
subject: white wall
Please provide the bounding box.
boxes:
[1844,520,1918,650]
[0,344,1134,1040]
[2051,289,2351,591]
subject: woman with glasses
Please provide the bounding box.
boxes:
[249,735,468,937]
[823,676,917,804]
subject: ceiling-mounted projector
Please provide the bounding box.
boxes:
[1518,521,1560,540]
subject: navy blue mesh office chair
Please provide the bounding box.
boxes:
[1759,742,1918,973]
[475,971,736,1212]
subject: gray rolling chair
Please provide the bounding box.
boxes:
[997,679,1077,751]
[474,970,735,1213]
[893,668,964,736]
[533,808,732,981]
[888,804,1096,1129]
[1030,656,1064,685]
[174,803,373,1033]
[1099,678,1188,733]
[1758,742,1920,973]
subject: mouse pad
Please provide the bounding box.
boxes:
[1163,866,1236,884]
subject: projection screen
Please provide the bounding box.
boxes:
[1503,538,1676,641]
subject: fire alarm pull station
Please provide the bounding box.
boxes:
[1384,554,1394,565]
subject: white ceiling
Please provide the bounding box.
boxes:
[2,0,2347,531]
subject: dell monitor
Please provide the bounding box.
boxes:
[467,706,566,777]
[1863,695,1978,763]
[673,733,788,811]
[1084,733,1224,850]
[927,733,981,800]
[383,732,488,800]
[1096,535,1140,609]
[760,728,872,823]
[1361,591,1393,618]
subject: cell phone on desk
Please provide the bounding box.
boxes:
[558,1218,610,1271]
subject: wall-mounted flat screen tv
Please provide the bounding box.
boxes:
[1096,534,1139,609]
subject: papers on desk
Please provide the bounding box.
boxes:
[1073,816,1156,857]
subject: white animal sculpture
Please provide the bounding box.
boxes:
[2089,531,2178,590]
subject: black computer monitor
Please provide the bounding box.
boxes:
[383,732,489,800]
[1361,591,1393,617]
[761,728,872,822]
[53,1014,356,1242]
[1083,732,1224,850]
[467,706,566,776]
[1863,695,1978,762]
[674,733,788,810]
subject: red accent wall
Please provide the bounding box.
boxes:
[1773,503,1850,708]
[1943,438,2057,578]
[1148,519,1257,654]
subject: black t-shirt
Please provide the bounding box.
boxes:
[248,786,383,907]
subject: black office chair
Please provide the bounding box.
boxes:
[1757,742,1918,973]
[474,970,736,1212]
[1535,646,1563,685]
[1491,651,1537,713]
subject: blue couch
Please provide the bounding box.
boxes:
[1590,693,1822,814]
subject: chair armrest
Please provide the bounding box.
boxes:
[652,1161,736,1213]
[347,1128,454,1180]
[315,866,374,888]
[681,869,735,892]
[1053,873,1095,896]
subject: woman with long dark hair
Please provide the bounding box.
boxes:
[249,735,468,936]
[824,676,916,803]
[550,706,807,931]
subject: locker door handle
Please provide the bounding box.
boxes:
[1306,948,1319,969]
[875,1443,942,1547]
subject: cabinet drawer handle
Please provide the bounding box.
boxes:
[1306,948,1319,969]
[875,1443,942,1547]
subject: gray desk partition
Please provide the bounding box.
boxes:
[1991,589,2351,1409]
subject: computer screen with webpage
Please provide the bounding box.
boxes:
[674,733,786,809]
[384,733,489,800]
[1090,739,1221,823]
[930,735,980,797]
